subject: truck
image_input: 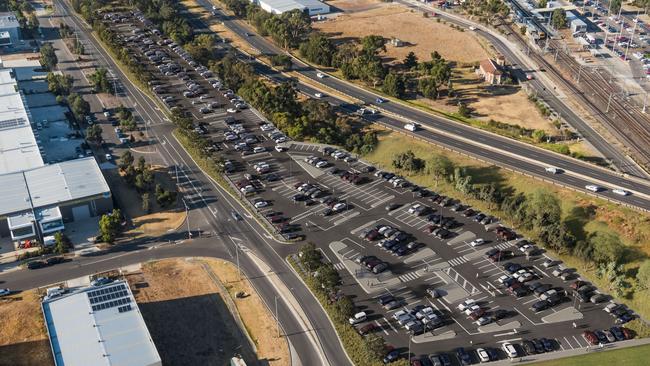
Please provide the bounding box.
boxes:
[404,123,419,132]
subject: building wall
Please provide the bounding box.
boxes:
[0,218,9,237]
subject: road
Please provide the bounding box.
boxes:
[9,2,354,365]
[195,0,650,211]
[397,0,646,178]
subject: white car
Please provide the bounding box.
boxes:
[314,92,323,98]
[502,342,518,358]
[332,202,347,212]
[275,145,287,152]
[105,153,112,161]
[498,275,512,284]
[0,288,10,297]
[470,238,485,247]
[253,146,266,154]
[254,200,268,208]
[476,348,490,363]
[545,167,561,174]
[226,108,238,113]
[348,311,367,325]
[542,259,556,268]
[392,309,408,320]
[408,204,422,214]
[585,184,602,192]
[476,316,492,326]
[316,72,325,78]
[457,298,476,311]
[260,124,274,131]
[315,160,329,168]
[464,304,480,316]
[612,188,630,196]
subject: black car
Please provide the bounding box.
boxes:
[473,213,486,222]
[594,330,608,343]
[485,248,499,257]
[383,349,400,364]
[46,256,65,265]
[378,294,394,306]
[503,262,522,274]
[532,300,550,312]
[610,326,626,341]
[531,339,545,353]
[385,203,401,211]
[455,348,471,366]
[27,260,47,269]
[484,348,498,361]
[540,338,554,352]
[522,340,536,355]
[492,309,509,320]
[436,353,452,366]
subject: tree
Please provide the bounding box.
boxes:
[458,102,471,118]
[637,260,650,290]
[551,9,567,29]
[382,72,405,98]
[67,93,90,119]
[299,34,336,67]
[610,0,622,13]
[53,232,70,254]
[270,54,292,70]
[361,35,386,56]
[590,231,624,264]
[46,72,73,96]
[363,333,386,360]
[141,192,151,213]
[299,243,322,272]
[39,42,58,70]
[315,263,340,291]
[532,129,547,143]
[89,67,112,93]
[520,25,527,36]
[119,151,134,171]
[98,209,122,244]
[333,296,355,322]
[85,124,103,144]
[403,51,418,69]
[137,156,147,172]
[427,154,454,185]
[392,150,425,172]
[538,0,547,8]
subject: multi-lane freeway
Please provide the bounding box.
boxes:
[196,0,650,211]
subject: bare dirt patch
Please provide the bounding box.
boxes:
[127,258,288,366]
[315,3,489,64]
[0,291,54,366]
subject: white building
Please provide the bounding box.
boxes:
[256,0,330,16]
[42,280,162,366]
[0,12,19,46]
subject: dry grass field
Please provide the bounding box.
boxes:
[315,2,489,64]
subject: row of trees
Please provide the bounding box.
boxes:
[59,23,85,55]
[118,152,177,212]
[89,67,112,94]
[40,43,58,70]
[296,244,400,365]
[214,52,378,154]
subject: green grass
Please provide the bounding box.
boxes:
[529,343,650,366]
[363,130,650,319]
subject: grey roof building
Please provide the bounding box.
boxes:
[42,280,162,366]
[0,12,19,46]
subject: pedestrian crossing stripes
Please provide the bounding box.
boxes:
[495,242,512,250]
[447,256,469,267]
[334,263,345,271]
[398,271,422,283]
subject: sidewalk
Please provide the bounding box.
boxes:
[491,337,650,365]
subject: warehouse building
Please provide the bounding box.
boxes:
[0,61,113,242]
[256,0,330,16]
[42,280,162,366]
[0,12,20,46]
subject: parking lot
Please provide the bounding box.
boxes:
[105,9,639,365]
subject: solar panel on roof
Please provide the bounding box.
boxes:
[0,117,27,130]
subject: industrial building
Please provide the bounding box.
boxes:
[42,280,162,366]
[255,0,330,16]
[0,60,113,242]
[0,12,19,46]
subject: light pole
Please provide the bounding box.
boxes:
[182,198,191,239]
[275,296,280,337]
[236,243,241,280]
[408,334,412,364]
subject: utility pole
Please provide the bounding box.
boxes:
[236,243,241,280]
[182,198,191,239]
[643,93,648,113]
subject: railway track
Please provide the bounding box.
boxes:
[508,26,650,170]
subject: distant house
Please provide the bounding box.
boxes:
[477,56,506,85]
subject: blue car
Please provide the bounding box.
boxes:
[383,349,400,364]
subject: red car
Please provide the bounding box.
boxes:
[424,225,437,234]
[582,330,598,345]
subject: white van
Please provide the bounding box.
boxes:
[348,311,367,325]
[545,167,561,174]
[404,123,419,132]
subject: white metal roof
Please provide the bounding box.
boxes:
[259,0,306,13]
[0,157,110,217]
[42,280,162,366]
[0,64,44,174]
